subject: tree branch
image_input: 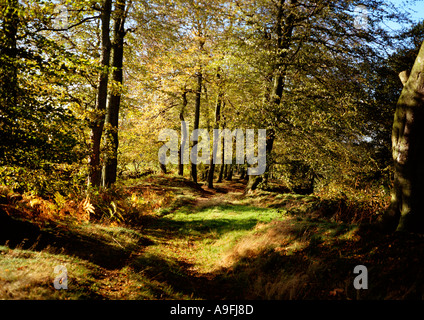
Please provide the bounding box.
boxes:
[37,15,100,32]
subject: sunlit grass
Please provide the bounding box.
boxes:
[0,175,405,300]
[0,245,103,299]
[151,203,285,273]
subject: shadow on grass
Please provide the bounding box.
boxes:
[128,175,214,197]
[143,203,276,241]
[0,207,149,270]
[214,221,424,299]
[130,251,241,299]
[135,209,373,299]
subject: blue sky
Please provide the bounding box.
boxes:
[386,0,424,30]
[395,0,424,22]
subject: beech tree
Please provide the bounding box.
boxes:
[230,0,401,191]
[0,0,83,169]
[379,40,424,233]
[89,0,112,187]
[102,0,129,187]
[191,23,205,184]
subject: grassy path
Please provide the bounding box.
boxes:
[3,176,424,299]
[129,179,284,299]
[0,178,285,299]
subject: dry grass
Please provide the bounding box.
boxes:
[0,246,91,300]
[216,210,363,300]
[2,176,416,300]
[219,218,306,268]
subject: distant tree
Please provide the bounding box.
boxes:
[207,70,223,188]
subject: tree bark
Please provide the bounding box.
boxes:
[207,71,223,188]
[178,89,188,176]
[225,164,233,181]
[264,127,276,184]
[379,40,424,233]
[159,162,167,174]
[217,164,224,183]
[264,0,295,177]
[216,114,226,183]
[89,0,112,187]
[240,166,247,180]
[191,40,204,184]
[102,0,126,187]
[246,0,295,192]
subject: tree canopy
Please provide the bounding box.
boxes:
[0,0,419,212]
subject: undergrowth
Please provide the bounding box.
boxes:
[1,175,418,300]
[0,181,175,227]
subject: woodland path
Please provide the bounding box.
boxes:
[134,179,251,299]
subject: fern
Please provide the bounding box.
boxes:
[81,196,95,220]
[108,201,124,222]
[54,191,66,209]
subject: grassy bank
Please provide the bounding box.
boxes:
[1,175,423,299]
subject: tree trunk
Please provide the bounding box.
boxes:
[102,0,126,187]
[379,40,424,233]
[223,164,228,180]
[178,90,188,176]
[245,0,295,192]
[217,165,224,183]
[262,127,275,185]
[207,71,223,188]
[159,162,167,174]
[191,61,203,184]
[225,164,233,181]
[89,0,112,187]
[246,175,263,192]
[240,166,246,180]
[216,115,226,183]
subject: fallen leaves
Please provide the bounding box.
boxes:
[329,288,344,297]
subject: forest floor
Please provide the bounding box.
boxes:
[1,175,424,300]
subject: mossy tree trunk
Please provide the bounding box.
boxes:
[380,40,424,233]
